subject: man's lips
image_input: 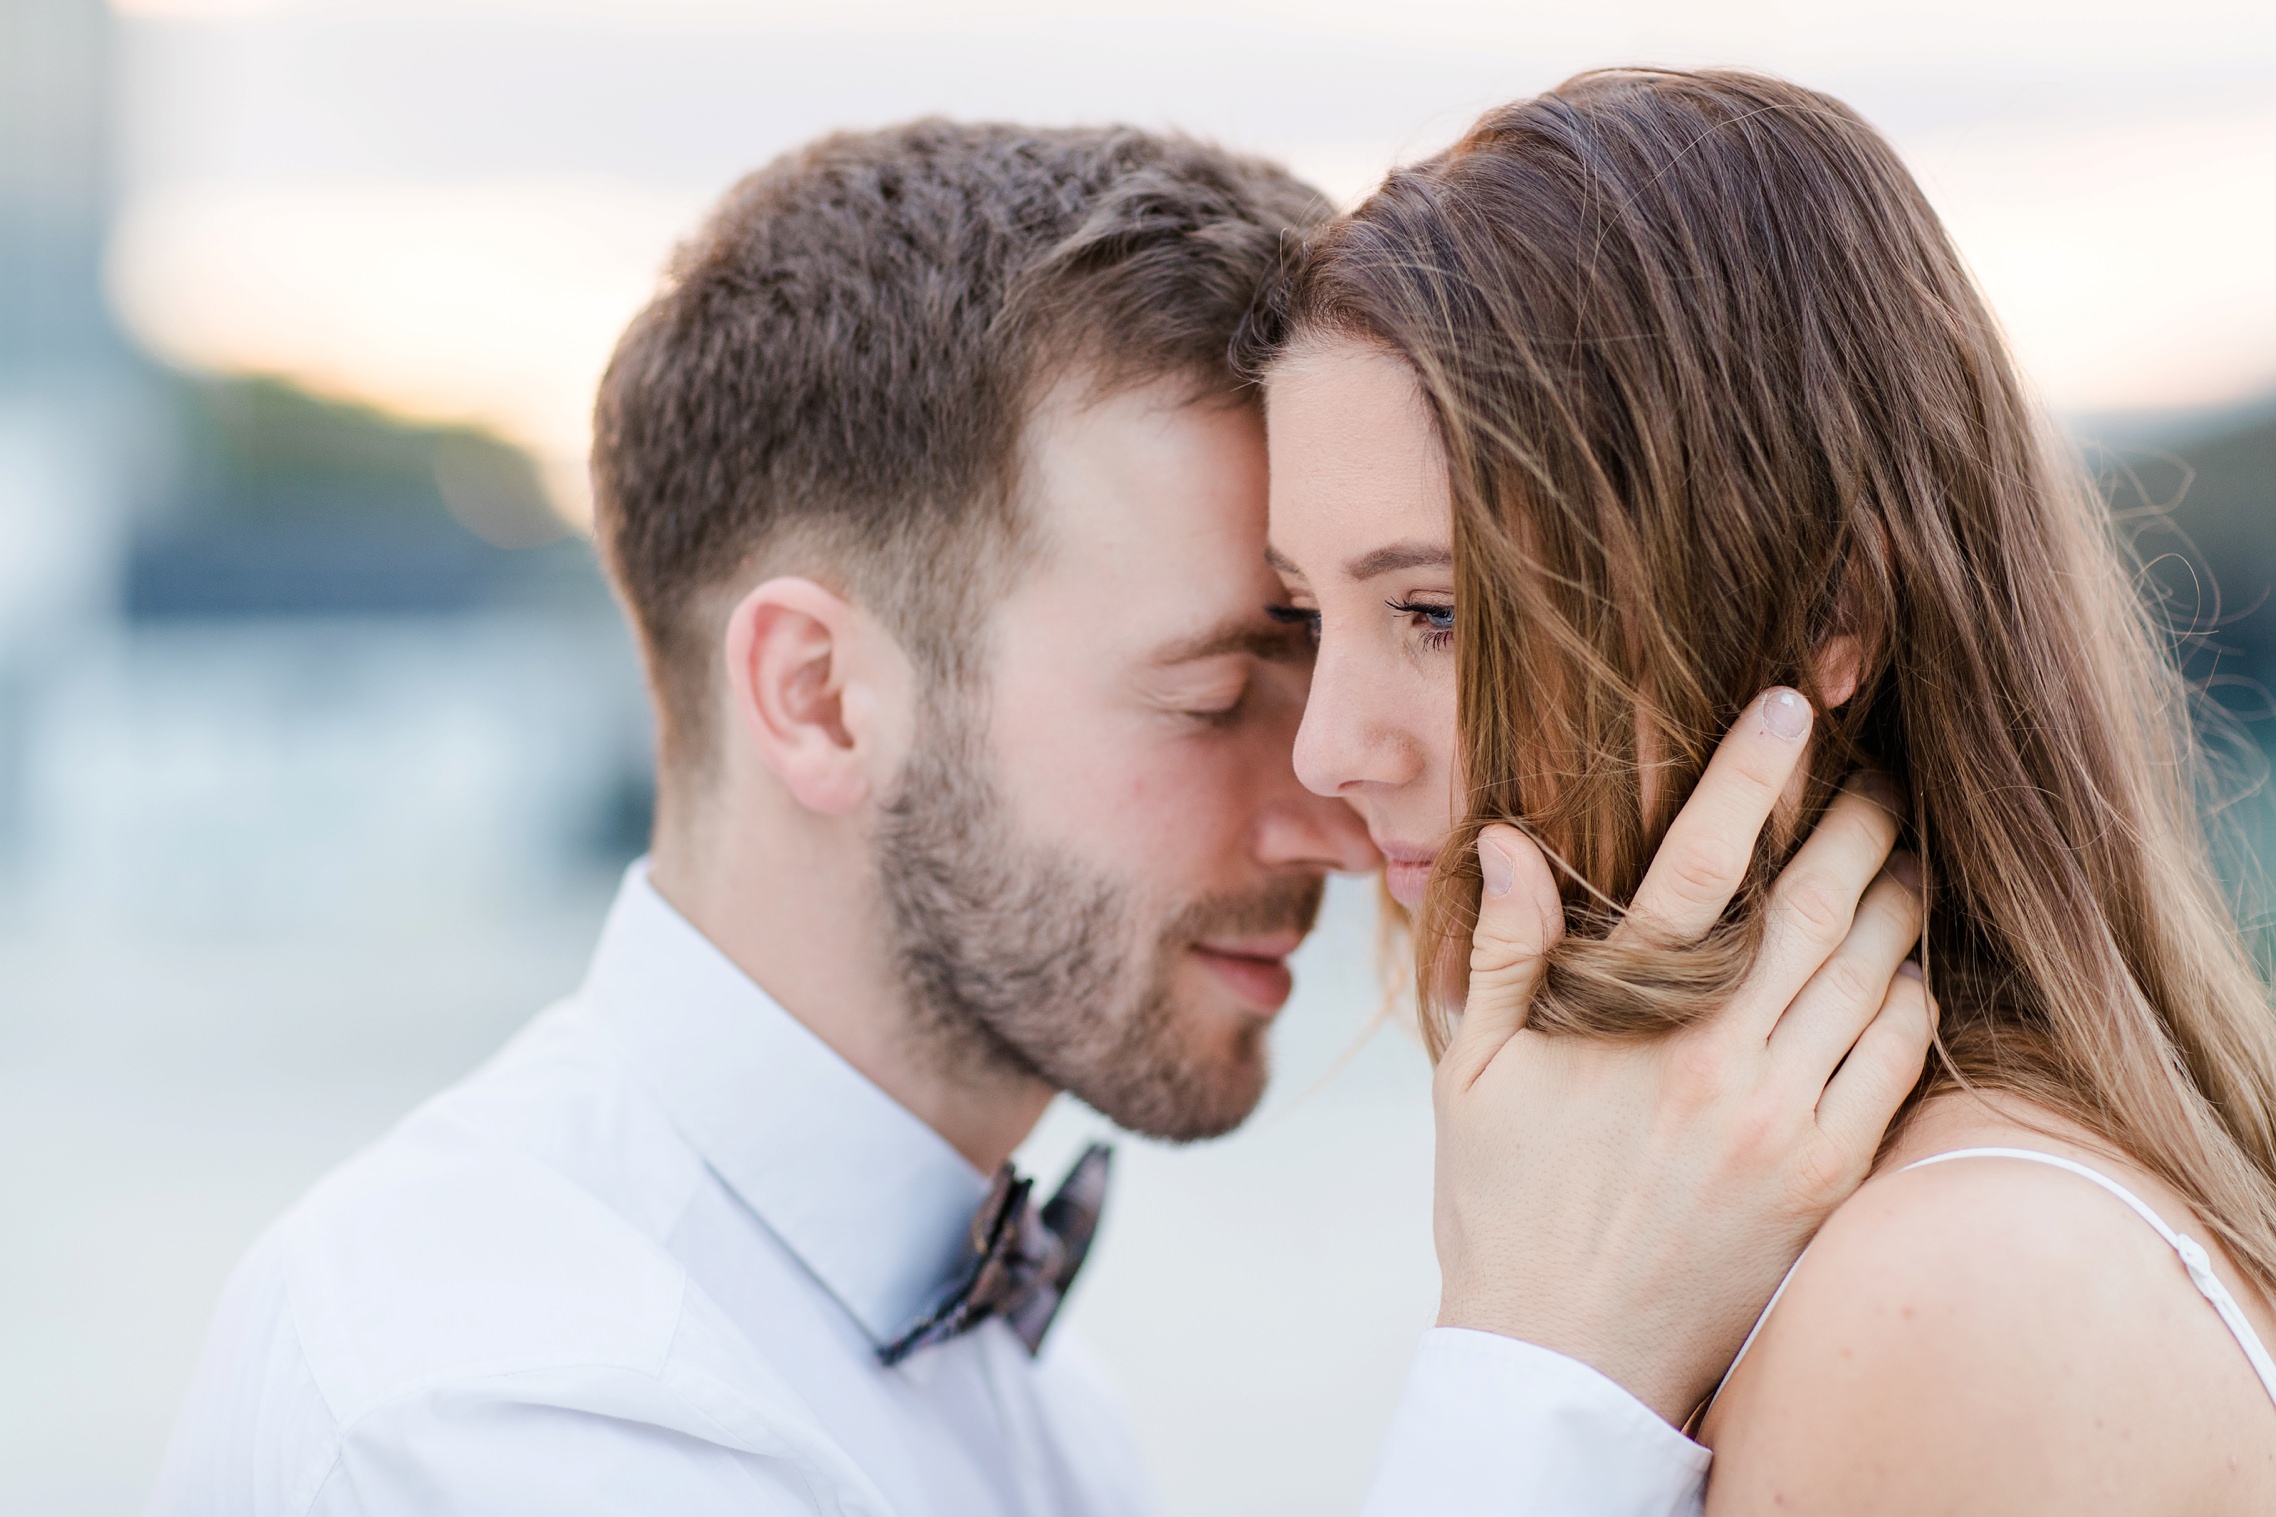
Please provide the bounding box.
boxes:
[1189,933,1303,1010]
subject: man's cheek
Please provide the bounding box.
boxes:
[1014,727,1253,884]
[1140,748,1253,835]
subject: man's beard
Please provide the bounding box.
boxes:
[877,696,1324,1142]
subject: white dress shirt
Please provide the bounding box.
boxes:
[148,864,1708,1517]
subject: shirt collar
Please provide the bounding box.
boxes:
[580,861,991,1346]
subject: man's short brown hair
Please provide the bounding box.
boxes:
[591,120,1329,774]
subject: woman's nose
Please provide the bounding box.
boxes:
[1292,639,1420,800]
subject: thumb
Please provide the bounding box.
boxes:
[1443,823,1564,1088]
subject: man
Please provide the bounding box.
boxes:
[149,122,1926,1515]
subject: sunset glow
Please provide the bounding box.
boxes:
[104,0,2276,521]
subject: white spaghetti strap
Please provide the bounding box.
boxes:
[1706,1144,2276,1419]
[1899,1147,2276,1407]
[1704,1256,1804,1412]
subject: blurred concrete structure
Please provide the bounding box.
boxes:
[0,0,135,862]
[0,0,114,359]
[0,12,655,1508]
[0,0,650,932]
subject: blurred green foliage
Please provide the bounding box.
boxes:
[167,375,563,545]
[132,372,609,618]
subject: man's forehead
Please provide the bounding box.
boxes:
[1010,375,1274,610]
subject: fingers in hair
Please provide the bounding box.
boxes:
[1730,774,1906,1042]
[1621,688,1813,948]
[1766,861,1926,1080]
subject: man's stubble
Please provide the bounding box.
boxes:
[877,690,1323,1143]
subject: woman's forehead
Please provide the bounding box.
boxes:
[1264,345,1450,580]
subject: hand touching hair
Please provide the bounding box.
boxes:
[1240,69,2276,1293]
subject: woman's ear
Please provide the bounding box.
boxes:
[1813,634,1864,710]
[722,577,912,816]
[1812,524,1891,712]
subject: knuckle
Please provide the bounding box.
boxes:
[1789,1139,1861,1207]
[1872,978,1934,1049]
[1890,1000,1937,1066]
[1842,1039,1905,1100]
[1724,739,1792,794]
[1468,913,1537,961]
[1834,790,1899,849]
[1665,837,1747,906]
[1774,870,1853,941]
[1727,1096,1789,1169]
[1818,955,1874,1012]
[1669,1036,1736,1106]
[1465,955,1530,1000]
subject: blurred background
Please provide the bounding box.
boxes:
[3,1,2272,1512]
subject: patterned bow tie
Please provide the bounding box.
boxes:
[877,1142,1112,1367]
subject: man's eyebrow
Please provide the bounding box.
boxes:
[1346,541,1454,579]
[1263,544,1299,575]
[1149,620,1311,666]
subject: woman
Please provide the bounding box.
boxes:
[1246,70,2276,1510]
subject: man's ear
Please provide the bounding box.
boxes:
[722,577,910,816]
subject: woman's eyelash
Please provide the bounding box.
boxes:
[1265,601,1451,649]
[1388,599,1455,646]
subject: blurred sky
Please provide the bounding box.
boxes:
[102,0,2276,518]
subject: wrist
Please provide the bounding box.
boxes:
[1436,1288,1697,1427]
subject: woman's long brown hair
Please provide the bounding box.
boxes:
[1238,69,2276,1289]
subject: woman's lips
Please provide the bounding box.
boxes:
[1384,861,1432,909]
[1377,843,1440,910]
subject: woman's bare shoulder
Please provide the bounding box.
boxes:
[1699,1093,2276,1516]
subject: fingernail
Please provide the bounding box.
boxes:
[1888,850,1922,890]
[1896,959,1923,980]
[1760,688,1810,741]
[1479,837,1515,897]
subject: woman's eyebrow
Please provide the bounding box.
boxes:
[1345,541,1453,579]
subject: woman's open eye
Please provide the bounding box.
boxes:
[1265,603,1322,646]
[1388,599,1455,650]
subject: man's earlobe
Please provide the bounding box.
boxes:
[725,578,872,816]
